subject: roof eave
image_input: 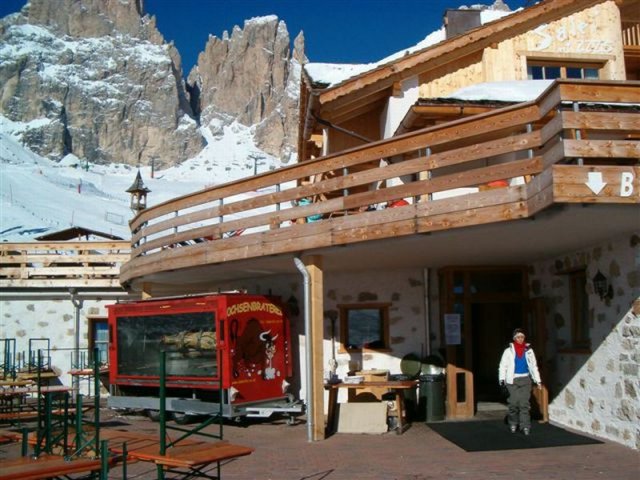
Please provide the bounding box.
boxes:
[316,0,607,108]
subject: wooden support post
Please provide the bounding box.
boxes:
[21,427,29,457]
[141,283,153,300]
[305,255,325,441]
[93,347,100,450]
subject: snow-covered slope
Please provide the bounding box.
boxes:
[0,114,283,242]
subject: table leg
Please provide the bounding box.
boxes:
[395,390,406,434]
[326,389,338,434]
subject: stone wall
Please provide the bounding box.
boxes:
[229,267,440,408]
[1,297,111,394]
[529,233,640,450]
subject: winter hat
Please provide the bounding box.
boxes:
[512,328,525,339]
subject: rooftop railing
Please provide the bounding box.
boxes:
[0,241,131,289]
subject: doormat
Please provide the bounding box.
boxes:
[427,420,603,452]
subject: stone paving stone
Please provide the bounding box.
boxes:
[1,410,638,479]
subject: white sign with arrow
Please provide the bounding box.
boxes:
[585,171,636,197]
[585,172,606,195]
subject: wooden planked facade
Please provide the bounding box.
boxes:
[0,241,131,289]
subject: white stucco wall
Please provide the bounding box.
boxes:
[381,76,419,139]
[529,233,640,450]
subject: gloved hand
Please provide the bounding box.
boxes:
[499,380,509,397]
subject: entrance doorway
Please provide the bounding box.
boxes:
[439,266,529,418]
[471,302,522,402]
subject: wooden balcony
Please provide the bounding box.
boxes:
[120,80,639,291]
[0,241,131,290]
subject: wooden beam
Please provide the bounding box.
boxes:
[305,255,325,441]
[560,111,640,131]
[525,169,555,216]
[321,89,390,124]
[0,254,127,264]
[0,241,129,251]
[0,279,122,288]
[563,139,640,158]
[6,266,120,277]
[141,283,153,299]
[557,81,640,104]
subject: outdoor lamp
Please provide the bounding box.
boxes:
[592,270,613,301]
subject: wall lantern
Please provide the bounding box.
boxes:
[592,270,613,301]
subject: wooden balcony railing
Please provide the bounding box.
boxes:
[0,241,131,289]
[622,22,640,47]
[121,80,640,286]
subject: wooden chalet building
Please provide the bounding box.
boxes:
[5,0,632,446]
[0,229,131,392]
[116,0,639,446]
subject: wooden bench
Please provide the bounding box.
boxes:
[0,411,39,422]
[0,406,91,423]
[0,428,21,444]
[0,380,34,388]
[0,454,104,480]
[123,441,252,468]
[102,428,253,469]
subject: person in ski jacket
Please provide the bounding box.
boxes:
[498,328,542,435]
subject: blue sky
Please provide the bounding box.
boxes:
[1,0,529,73]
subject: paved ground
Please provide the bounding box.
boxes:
[1,409,638,479]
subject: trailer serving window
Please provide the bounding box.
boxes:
[116,312,217,377]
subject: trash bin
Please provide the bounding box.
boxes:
[419,373,445,422]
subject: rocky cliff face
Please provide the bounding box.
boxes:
[0,0,202,168]
[188,16,305,164]
[0,1,304,169]
[0,0,202,166]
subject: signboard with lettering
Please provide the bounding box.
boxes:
[553,166,640,203]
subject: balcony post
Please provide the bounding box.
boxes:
[572,102,583,166]
[306,255,325,441]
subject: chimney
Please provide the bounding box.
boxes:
[444,9,482,39]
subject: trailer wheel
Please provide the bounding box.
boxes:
[171,412,193,425]
[286,415,296,426]
[232,415,247,426]
[145,409,163,422]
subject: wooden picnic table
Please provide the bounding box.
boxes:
[0,380,34,388]
[101,428,253,469]
[0,427,253,478]
[0,386,77,423]
[0,454,104,480]
[0,385,74,397]
[68,366,109,376]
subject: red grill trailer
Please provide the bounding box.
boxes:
[106,294,303,422]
